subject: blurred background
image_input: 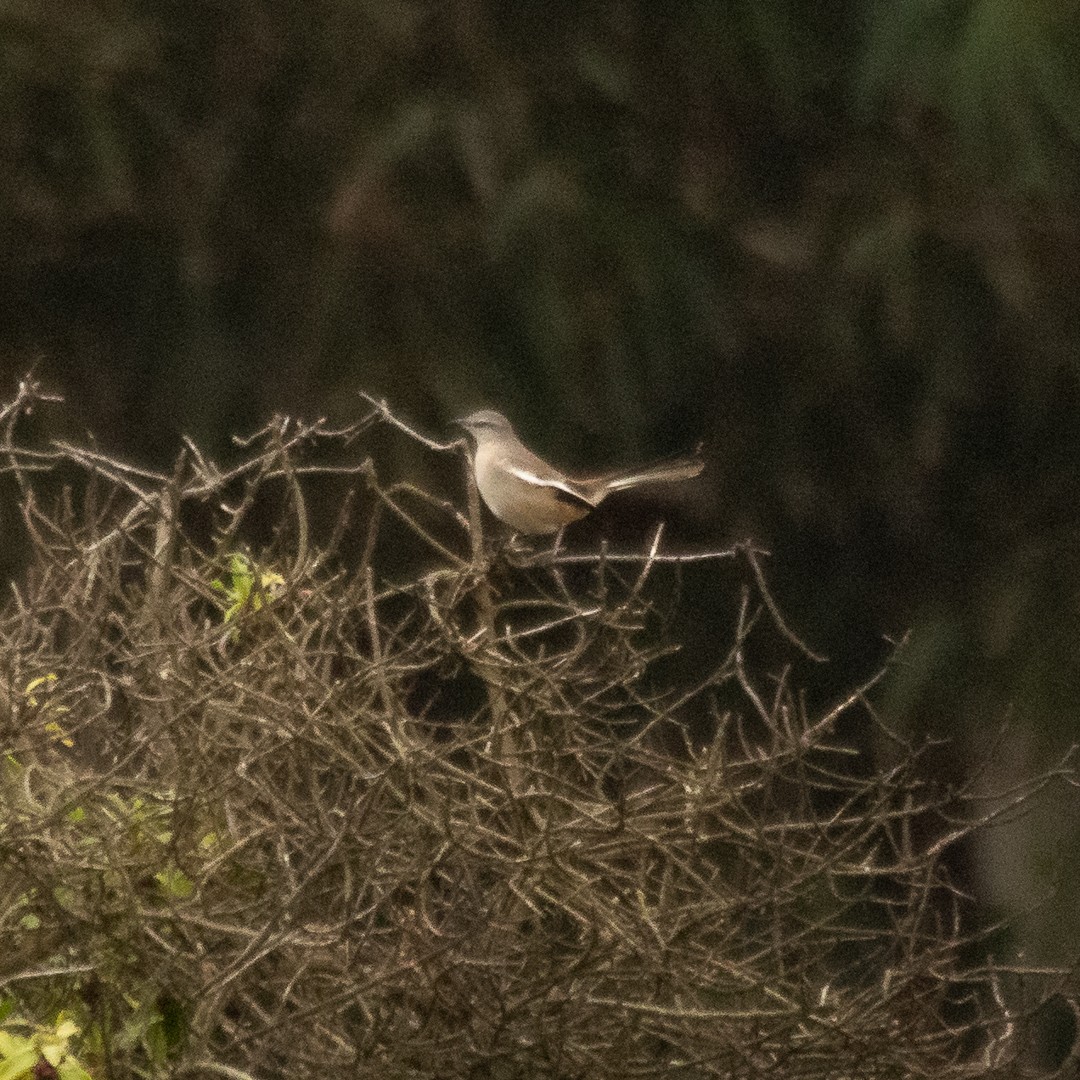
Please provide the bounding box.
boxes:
[2,0,1079,969]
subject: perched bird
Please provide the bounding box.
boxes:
[455,409,703,535]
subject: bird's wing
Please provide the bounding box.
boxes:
[504,464,600,509]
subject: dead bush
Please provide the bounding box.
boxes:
[0,382,1073,1079]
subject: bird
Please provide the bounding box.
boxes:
[455,409,704,535]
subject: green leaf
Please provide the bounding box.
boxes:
[58,1063,94,1080]
[24,673,59,706]
[0,1031,29,1058]
[53,1020,78,1043]
[0,1047,39,1080]
[157,994,187,1052]
[52,886,78,913]
[155,868,194,900]
[43,721,73,748]
[143,1017,167,1065]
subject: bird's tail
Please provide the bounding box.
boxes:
[600,451,704,493]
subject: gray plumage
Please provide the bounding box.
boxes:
[455,409,704,534]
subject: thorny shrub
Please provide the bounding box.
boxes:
[0,381,1074,1080]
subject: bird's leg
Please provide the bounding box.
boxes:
[501,531,535,567]
[503,530,564,568]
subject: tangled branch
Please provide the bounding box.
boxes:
[0,381,1072,1080]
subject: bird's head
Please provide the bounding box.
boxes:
[453,409,517,441]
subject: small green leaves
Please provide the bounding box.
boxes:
[212,552,285,624]
[0,1015,90,1080]
[22,676,72,747]
[23,675,58,708]
[154,867,194,900]
[0,1046,38,1080]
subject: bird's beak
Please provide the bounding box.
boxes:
[450,417,473,446]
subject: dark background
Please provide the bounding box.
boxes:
[2,0,1079,964]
